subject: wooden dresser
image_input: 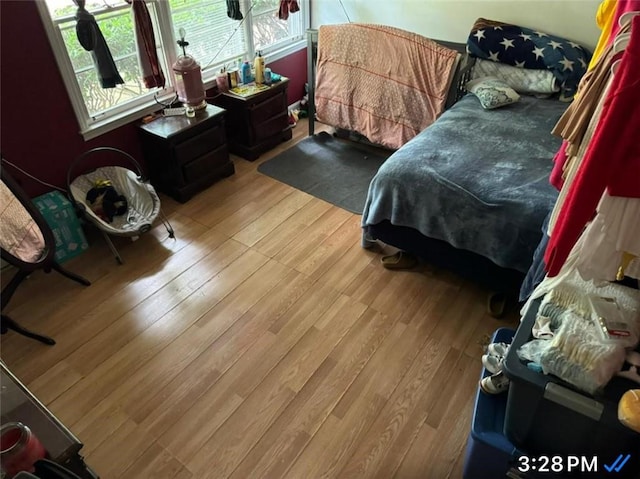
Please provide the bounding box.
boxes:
[211,78,292,161]
[138,104,233,203]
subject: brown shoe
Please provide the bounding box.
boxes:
[381,251,418,270]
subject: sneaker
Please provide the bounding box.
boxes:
[479,371,510,395]
[481,354,504,374]
[487,342,510,358]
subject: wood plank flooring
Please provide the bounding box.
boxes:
[1,119,518,478]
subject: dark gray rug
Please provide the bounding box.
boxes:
[258,131,392,214]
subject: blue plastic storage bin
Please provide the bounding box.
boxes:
[463,327,522,479]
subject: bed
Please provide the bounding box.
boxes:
[307,24,576,293]
[362,94,566,290]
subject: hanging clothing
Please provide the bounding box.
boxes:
[226,0,243,20]
[128,0,165,89]
[519,210,552,302]
[548,75,613,239]
[278,0,300,21]
[576,194,640,281]
[550,2,639,190]
[547,41,617,191]
[590,0,640,70]
[549,141,569,190]
[589,0,619,70]
[547,42,623,189]
[552,22,628,159]
[74,0,123,88]
[545,15,640,277]
[610,1,640,46]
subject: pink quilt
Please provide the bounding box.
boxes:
[315,24,459,149]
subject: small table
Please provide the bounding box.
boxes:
[0,363,98,478]
[138,104,234,203]
[211,78,292,161]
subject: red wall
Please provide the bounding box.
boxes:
[0,0,307,197]
[269,48,307,107]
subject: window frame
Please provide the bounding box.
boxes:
[37,0,309,141]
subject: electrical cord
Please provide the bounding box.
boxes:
[339,0,352,23]
[154,92,179,108]
[203,0,257,70]
[158,208,175,239]
[1,157,175,240]
[1,157,68,193]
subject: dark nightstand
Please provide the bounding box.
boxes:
[138,104,234,203]
[211,78,292,161]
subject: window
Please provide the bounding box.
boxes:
[38,0,308,140]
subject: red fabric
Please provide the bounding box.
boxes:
[129,0,165,89]
[278,0,299,20]
[549,2,640,190]
[544,15,640,276]
[610,1,640,41]
[549,140,569,190]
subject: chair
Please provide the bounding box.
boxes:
[0,168,90,345]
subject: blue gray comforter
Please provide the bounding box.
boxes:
[362,94,567,273]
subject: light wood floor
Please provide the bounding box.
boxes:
[1,119,518,479]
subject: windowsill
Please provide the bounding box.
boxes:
[80,39,307,141]
[262,37,309,66]
[80,97,174,141]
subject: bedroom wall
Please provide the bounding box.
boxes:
[311,0,601,50]
[0,1,307,197]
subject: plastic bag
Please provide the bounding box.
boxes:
[589,295,639,349]
[517,339,551,364]
[539,310,626,395]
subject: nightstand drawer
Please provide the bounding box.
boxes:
[139,104,233,202]
[210,78,290,161]
[174,125,225,164]
[254,112,289,143]
[182,145,229,183]
[249,90,286,125]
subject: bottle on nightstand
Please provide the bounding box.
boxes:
[241,61,252,84]
[254,50,264,84]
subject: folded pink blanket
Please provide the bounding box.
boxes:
[315,24,458,149]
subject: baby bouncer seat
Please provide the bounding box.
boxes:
[67,147,174,263]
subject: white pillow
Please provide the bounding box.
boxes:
[466,76,520,110]
[471,59,559,95]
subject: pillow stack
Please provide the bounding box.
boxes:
[465,17,591,101]
[471,58,560,95]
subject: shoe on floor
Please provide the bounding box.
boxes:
[381,251,418,270]
[481,354,504,374]
[487,292,508,318]
[480,370,510,395]
[487,342,510,358]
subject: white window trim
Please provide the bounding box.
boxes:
[37,0,309,141]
